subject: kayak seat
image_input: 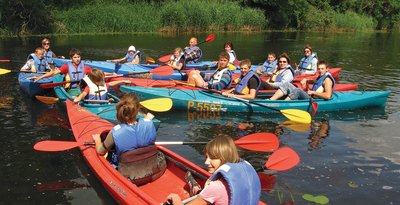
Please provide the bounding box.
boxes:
[118,145,167,186]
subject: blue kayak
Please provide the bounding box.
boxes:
[52,74,161,128]
[120,85,390,113]
[18,72,52,97]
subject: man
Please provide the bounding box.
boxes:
[222,59,261,100]
[184,37,202,64]
[270,60,335,100]
[187,52,232,91]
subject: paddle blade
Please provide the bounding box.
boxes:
[35,96,59,105]
[150,65,174,76]
[0,60,11,63]
[265,147,300,171]
[0,68,11,75]
[205,34,215,43]
[158,54,172,63]
[311,102,318,116]
[140,98,173,112]
[280,120,310,132]
[145,56,156,64]
[34,140,80,152]
[280,109,311,124]
[235,132,279,152]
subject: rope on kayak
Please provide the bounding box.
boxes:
[167,87,198,100]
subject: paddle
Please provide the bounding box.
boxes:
[0,68,11,75]
[158,34,216,63]
[145,56,156,64]
[279,120,310,132]
[0,60,11,63]
[265,146,300,171]
[34,132,279,152]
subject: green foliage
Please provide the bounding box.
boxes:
[331,11,376,31]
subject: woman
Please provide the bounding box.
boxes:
[41,37,64,69]
[296,44,318,75]
[223,41,238,66]
[167,47,185,70]
[166,135,261,205]
[260,52,295,90]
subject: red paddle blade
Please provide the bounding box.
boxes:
[205,34,215,43]
[150,65,174,76]
[258,172,276,192]
[158,54,172,63]
[34,140,80,152]
[235,132,279,152]
[0,60,11,62]
[265,146,300,171]
[311,102,318,116]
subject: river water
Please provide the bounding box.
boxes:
[0,32,399,204]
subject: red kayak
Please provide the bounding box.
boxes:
[64,100,266,204]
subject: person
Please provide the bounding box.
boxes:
[107,45,141,64]
[187,52,232,91]
[295,44,318,75]
[270,60,335,100]
[166,135,261,205]
[259,53,294,90]
[222,59,261,100]
[184,37,202,64]
[73,69,130,104]
[256,52,278,76]
[20,47,51,73]
[92,93,157,168]
[41,37,64,69]
[223,41,238,65]
[167,47,185,71]
[33,48,92,96]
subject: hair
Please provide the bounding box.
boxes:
[304,44,313,53]
[189,37,198,43]
[88,69,105,85]
[69,48,81,58]
[35,47,45,54]
[218,51,230,60]
[205,135,240,165]
[174,47,183,53]
[267,52,276,58]
[278,52,291,65]
[41,37,50,45]
[223,41,234,50]
[239,58,251,68]
[317,60,329,68]
[116,93,140,124]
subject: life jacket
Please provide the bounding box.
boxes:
[125,50,142,63]
[272,65,294,82]
[118,145,167,186]
[209,160,261,205]
[234,71,261,94]
[169,52,185,67]
[44,50,54,64]
[111,119,157,166]
[184,46,202,64]
[83,76,108,101]
[67,62,85,88]
[27,53,47,72]
[298,53,317,71]
[228,50,238,65]
[311,72,336,93]
[210,67,233,88]
[261,59,278,73]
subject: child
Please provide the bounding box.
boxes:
[107,45,141,64]
[73,69,130,104]
[20,47,51,73]
[167,47,185,70]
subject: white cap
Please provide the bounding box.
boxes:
[128,45,136,52]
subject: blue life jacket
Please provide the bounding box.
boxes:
[209,160,261,205]
[83,76,107,101]
[184,46,202,64]
[275,65,295,82]
[311,72,336,92]
[67,62,85,88]
[125,51,142,63]
[210,67,233,88]
[44,50,54,64]
[298,53,317,71]
[28,53,47,72]
[261,59,277,73]
[235,71,261,94]
[111,119,157,166]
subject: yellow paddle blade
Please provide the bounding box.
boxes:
[140,98,173,112]
[280,120,310,132]
[0,68,11,75]
[280,109,311,124]
[145,57,156,64]
[35,96,60,105]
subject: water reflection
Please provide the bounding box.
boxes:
[308,120,329,150]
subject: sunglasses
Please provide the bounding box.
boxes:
[42,43,50,45]
[279,61,287,63]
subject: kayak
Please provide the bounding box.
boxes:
[65,100,267,204]
[52,74,161,128]
[119,85,390,113]
[18,72,52,97]
[110,77,358,92]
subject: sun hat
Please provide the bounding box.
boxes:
[128,45,136,52]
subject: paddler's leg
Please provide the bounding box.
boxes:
[187,70,206,87]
